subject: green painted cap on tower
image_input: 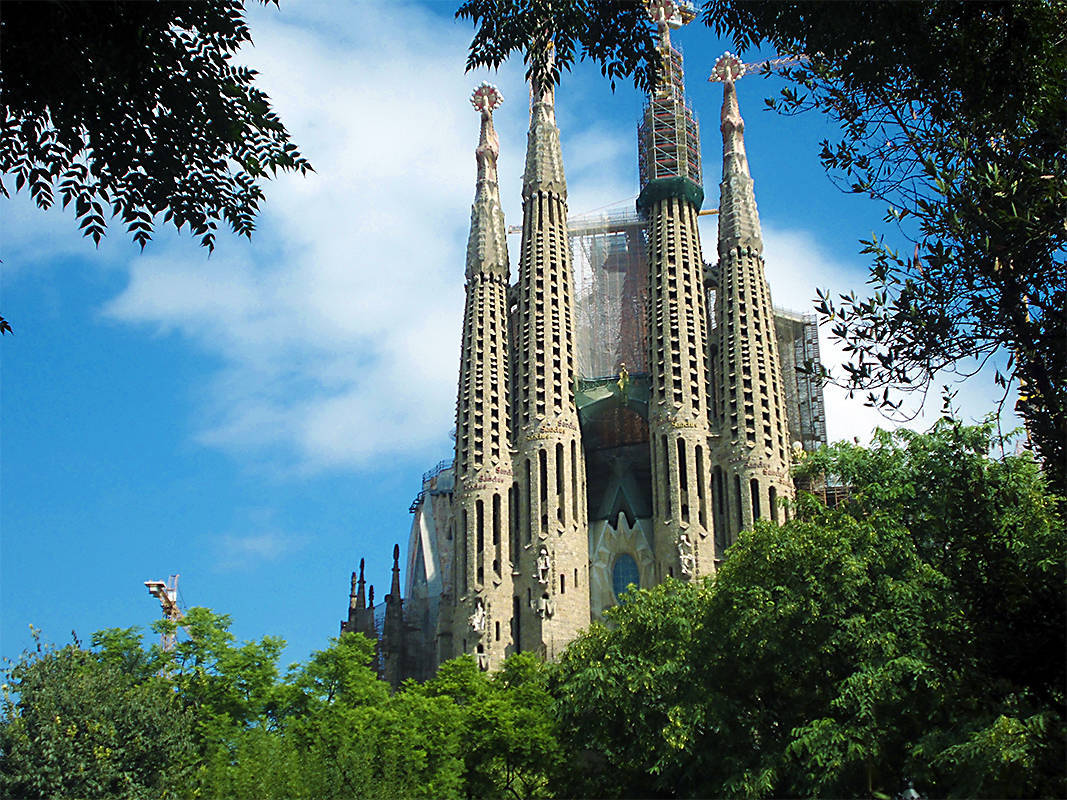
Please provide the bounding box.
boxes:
[636,176,704,216]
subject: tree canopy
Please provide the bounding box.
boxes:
[457,0,1067,487]
[0,0,310,251]
[551,420,1066,798]
[4,423,1063,797]
[2,613,561,799]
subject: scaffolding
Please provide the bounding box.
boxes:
[638,44,702,190]
[569,210,650,380]
[773,308,828,452]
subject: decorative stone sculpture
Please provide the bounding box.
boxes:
[535,545,551,585]
[469,597,487,633]
[678,532,695,577]
[534,593,554,619]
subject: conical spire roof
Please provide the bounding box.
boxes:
[712,53,763,252]
[388,543,402,603]
[466,82,509,280]
[351,558,367,610]
[522,83,567,200]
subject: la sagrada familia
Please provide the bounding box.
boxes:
[342,1,826,686]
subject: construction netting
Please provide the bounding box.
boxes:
[569,210,650,380]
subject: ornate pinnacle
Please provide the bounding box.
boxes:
[712,51,762,250]
[471,82,503,187]
[647,0,695,49]
[471,81,503,118]
[467,82,509,279]
[714,52,749,179]
[710,51,746,84]
[354,557,367,609]
[389,543,402,601]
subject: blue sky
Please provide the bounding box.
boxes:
[1,0,1018,669]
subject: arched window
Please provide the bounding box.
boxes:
[612,554,640,600]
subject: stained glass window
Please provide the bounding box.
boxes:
[612,553,640,599]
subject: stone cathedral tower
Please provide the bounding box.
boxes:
[345,1,825,685]
[640,0,717,581]
[511,80,590,660]
[709,53,795,540]
[442,83,515,673]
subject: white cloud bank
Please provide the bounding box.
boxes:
[68,1,1013,472]
[100,2,639,474]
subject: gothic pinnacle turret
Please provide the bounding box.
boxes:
[709,53,793,540]
[440,83,515,672]
[512,63,589,660]
[382,544,406,688]
[341,557,374,638]
[640,0,717,580]
[354,557,367,610]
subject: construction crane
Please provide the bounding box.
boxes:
[144,574,183,651]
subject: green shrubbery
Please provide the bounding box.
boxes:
[3,423,1063,798]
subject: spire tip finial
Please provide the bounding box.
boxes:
[647,0,696,29]
[710,52,745,83]
[471,81,504,118]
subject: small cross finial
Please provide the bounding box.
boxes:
[471,81,504,118]
[710,52,745,83]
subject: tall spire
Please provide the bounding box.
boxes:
[467,82,509,280]
[522,55,567,199]
[711,53,762,251]
[639,0,717,580]
[512,55,590,661]
[440,82,516,672]
[708,51,794,541]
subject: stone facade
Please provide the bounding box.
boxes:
[345,17,827,685]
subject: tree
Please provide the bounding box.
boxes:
[457,0,1067,487]
[550,422,1066,798]
[0,632,196,799]
[419,653,561,799]
[1,0,310,251]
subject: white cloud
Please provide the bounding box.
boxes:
[214,529,303,571]
[101,3,536,473]
[94,2,660,474]
[754,223,1020,445]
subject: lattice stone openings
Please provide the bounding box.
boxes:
[447,82,514,671]
[641,0,717,581]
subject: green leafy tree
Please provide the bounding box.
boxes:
[551,422,1066,798]
[199,632,466,800]
[154,607,286,736]
[457,0,1067,487]
[0,632,196,799]
[550,580,708,798]
[1,0,311,251]
[418,653,561,799]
